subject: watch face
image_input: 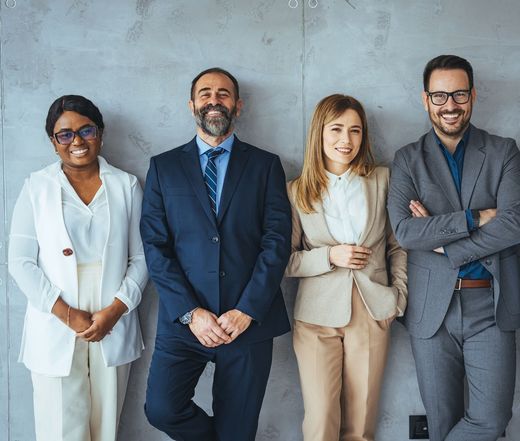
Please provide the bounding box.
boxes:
[180,311,192,324]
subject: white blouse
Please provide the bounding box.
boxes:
[59,170,108,264]
[323,169,367,244]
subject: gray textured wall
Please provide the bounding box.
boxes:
[1,1,520,440]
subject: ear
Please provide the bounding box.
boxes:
[188,100,195,116]
[471,87,477,103]
[421,91,429,112]
[235,99,243,117]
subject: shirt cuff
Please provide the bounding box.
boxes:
[465,208,477,231]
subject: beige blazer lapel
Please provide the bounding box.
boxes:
[306,198,340,246]
[357,173,378,246]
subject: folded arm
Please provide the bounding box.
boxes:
[387,149,470,250]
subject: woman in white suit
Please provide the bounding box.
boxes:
[286,94,407,441]
[8,95,148,441]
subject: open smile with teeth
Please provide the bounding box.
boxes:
[441,112,462,123]
[70,148,88,157]
[335,147,352,154]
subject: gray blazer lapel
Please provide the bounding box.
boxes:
[180,139,216,226]
[424,130,462,211]
[461,126,486,208]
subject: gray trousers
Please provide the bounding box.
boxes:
[410,287,516,441]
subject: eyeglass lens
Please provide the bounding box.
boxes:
[55,126,97,145]
[429,90,470,105]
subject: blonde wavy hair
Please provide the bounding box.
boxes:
[293,94,376,213]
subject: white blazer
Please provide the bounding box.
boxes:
[8,157,148,376]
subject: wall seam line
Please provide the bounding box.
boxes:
[0,4,10,441]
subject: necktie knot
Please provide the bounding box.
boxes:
[206,147,224,160]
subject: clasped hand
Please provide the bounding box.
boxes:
[189,308,252,348]
[73,299,128,342]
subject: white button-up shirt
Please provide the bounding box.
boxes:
[322,169,367,244]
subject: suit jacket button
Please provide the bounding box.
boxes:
[219,271,226,277]
[485,259,492,265]
[62,248,73,256]
[211,236,219,243]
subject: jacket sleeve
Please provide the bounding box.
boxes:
[115,177,149,313]
[285,182,335,278]
[235,156,292,323]
[444,140,520,267]
[8,181,62,313]
[387,148,470,250]
[140,157,200,322]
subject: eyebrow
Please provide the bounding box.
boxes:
[55,124,94,133]
[197,87,232,95]
[329,123,362,129]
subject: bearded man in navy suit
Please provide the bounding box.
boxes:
[140,67,292,441]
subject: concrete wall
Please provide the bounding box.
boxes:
[1,1,519,439]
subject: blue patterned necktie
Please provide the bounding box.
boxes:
[204,147,225,215]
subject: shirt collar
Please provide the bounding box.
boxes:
[197,133,235,156]
[325,168,352,186]
[433,128,470,157]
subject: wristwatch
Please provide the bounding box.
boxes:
[179,308,197,325]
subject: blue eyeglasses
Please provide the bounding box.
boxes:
[54,125,98,145]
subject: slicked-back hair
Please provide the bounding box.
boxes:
[190,67,240,100]
[45,95,104,137]
[423,55,474,91]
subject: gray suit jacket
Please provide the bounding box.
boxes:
[388,124,520,338]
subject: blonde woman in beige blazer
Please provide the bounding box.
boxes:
[286,94,407,441]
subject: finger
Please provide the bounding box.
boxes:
[207,330,228,344]
[348,258,369,265]
[350,246,371,254]
[346,263,367,269]
[211,323,232,341]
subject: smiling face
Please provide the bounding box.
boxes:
[189,72,242,141]
[51,111,101,171]
[322,108,363,175]
[422,68,475,147]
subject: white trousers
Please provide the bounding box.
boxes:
[31,263,131,441]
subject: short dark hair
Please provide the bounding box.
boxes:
[423,55,474,91]
[45,95,104,137]
[190,67,240,100]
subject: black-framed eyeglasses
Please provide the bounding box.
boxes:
[425,89,472,106]
[54,125,98,145]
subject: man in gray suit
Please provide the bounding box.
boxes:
[388,54,520,441]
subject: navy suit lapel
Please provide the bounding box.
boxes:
[217,137,250,224]
[461,126,486,208]
[424,130,462,211]
[180,138,217,226]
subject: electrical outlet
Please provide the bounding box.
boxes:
[409,415,429,439]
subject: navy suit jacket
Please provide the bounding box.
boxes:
[140,136,292,344]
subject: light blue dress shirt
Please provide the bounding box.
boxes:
[196,133,234,215]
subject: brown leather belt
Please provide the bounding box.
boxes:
[454,278,492,291]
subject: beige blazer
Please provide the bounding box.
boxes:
[286,166,407,327]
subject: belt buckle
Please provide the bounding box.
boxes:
[455,278,462,291]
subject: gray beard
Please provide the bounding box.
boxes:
[195,105,236,137]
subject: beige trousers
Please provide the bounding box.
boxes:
[31,263,131,441]
[293,285,391,441]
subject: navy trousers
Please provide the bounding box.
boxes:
[145,335,273,441]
